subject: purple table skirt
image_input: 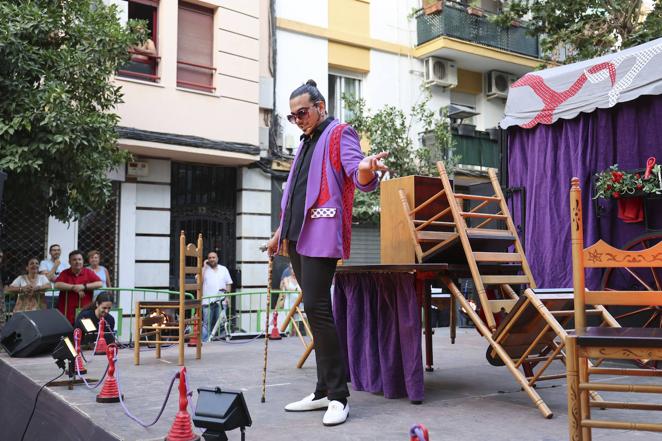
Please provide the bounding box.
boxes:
[333,272,424,401]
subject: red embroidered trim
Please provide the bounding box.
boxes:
[330,124,347,172]
[317,153,330,207]
[341,172,355,259]
[312,123,355,259]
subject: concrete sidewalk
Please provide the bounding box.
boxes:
[2,328,655,441]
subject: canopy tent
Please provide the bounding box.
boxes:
[500,38,662,288]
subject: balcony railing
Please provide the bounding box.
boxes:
[176,60,216,93]
[416,4,539,58]
[453,131,500,170]
[117,49,161,82]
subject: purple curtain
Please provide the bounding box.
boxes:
[508,95,662,289]
[333,272,424,401]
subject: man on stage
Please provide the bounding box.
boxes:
[266,79,387,426]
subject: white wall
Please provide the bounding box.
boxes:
[478,95,507,131]
[276,0,327,28]
[370,0,419,47]
[113,0,260,146]
[276,30,328,154]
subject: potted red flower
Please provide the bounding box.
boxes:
[593,159,662,223]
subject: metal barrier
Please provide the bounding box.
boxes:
[3,288,301,343]
[200,290,301,341]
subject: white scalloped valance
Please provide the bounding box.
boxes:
[500,38,662,129]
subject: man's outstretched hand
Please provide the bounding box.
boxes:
[358,151,389,173]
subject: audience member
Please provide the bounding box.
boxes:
[87,250,111,296]
[201,251,232,342]
[5,257,51,312]
[40,244,69,307]
[54,250,102,324]
[75,293,115,345]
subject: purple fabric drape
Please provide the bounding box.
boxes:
[508,95,662,289]
[333,272,424,401]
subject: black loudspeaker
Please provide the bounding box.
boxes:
[0,309,73,357]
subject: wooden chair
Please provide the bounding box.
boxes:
[134,231,203,366]
[279,291,314,368]
[566,178,662,440]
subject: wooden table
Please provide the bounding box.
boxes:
[336,263,451,371]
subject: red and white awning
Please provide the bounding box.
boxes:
[500,37,662,129]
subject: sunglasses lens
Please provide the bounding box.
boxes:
[287,114,296,123]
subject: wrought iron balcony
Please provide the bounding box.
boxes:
[416,4,539,58]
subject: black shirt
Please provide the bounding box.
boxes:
[282,117,334,241]
[74,309,116,344]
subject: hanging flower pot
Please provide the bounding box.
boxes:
[423,0,443,15]
[467,6,484,17]
[617,197,644,223]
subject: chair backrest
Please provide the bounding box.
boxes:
[179,231,203,303]
[569,178,662,329]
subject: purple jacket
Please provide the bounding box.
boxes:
[278,119,378,259]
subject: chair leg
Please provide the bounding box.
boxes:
[565,336,582,441]
[450,294,457,344]
[134,303,140,366]
[579,354,592,441]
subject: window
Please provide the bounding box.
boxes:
[117,0,160,82]
[328,73,361,123]
[177,2,215,93]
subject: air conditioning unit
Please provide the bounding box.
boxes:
[423,57,458,88]
[486,70,518,99]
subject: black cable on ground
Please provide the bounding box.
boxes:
[20,369,66,441]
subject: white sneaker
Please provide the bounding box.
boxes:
[322,401,349,426]
[284,393,330,412]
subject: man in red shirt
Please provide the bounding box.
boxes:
[55,250,102,323]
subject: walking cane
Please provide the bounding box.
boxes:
[260,246,273,403]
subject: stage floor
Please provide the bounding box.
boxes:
[0,328,655,441]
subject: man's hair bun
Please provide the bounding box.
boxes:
[305,79,317,87]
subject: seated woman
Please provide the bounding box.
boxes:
[74,293,116,345]
[5,257,51,313]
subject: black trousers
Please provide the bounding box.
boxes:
[288,241,349,400]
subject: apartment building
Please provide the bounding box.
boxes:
[1,0,273,333]
[271,0,542,262]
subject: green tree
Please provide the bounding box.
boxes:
[344,92,458,224]
[495,0,662,64]
[0,0,146,221]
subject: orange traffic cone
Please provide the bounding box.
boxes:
[95,316,109,355]
[96,344,123,403]
[73,328,87,375]
[268,311,281,340]
[165,367,200,441]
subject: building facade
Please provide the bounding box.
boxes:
[271,0,542,263]
[1,0,273,335]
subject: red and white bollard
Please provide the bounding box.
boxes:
[73,328,87,375]
[268,311,281,340]
[165,367,200,441]
[97,344,122,403]
[95,316,109,355]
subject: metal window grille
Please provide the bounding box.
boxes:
[170,163,237,288]
[0,183,49,289]
[77,182,120,289]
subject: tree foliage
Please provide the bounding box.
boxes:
[0,0,146,221]
[344,92,458,224]
[495,0,662,64]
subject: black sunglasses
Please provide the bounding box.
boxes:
[287,104,317,124]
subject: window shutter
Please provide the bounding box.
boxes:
[177,2,214,91]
